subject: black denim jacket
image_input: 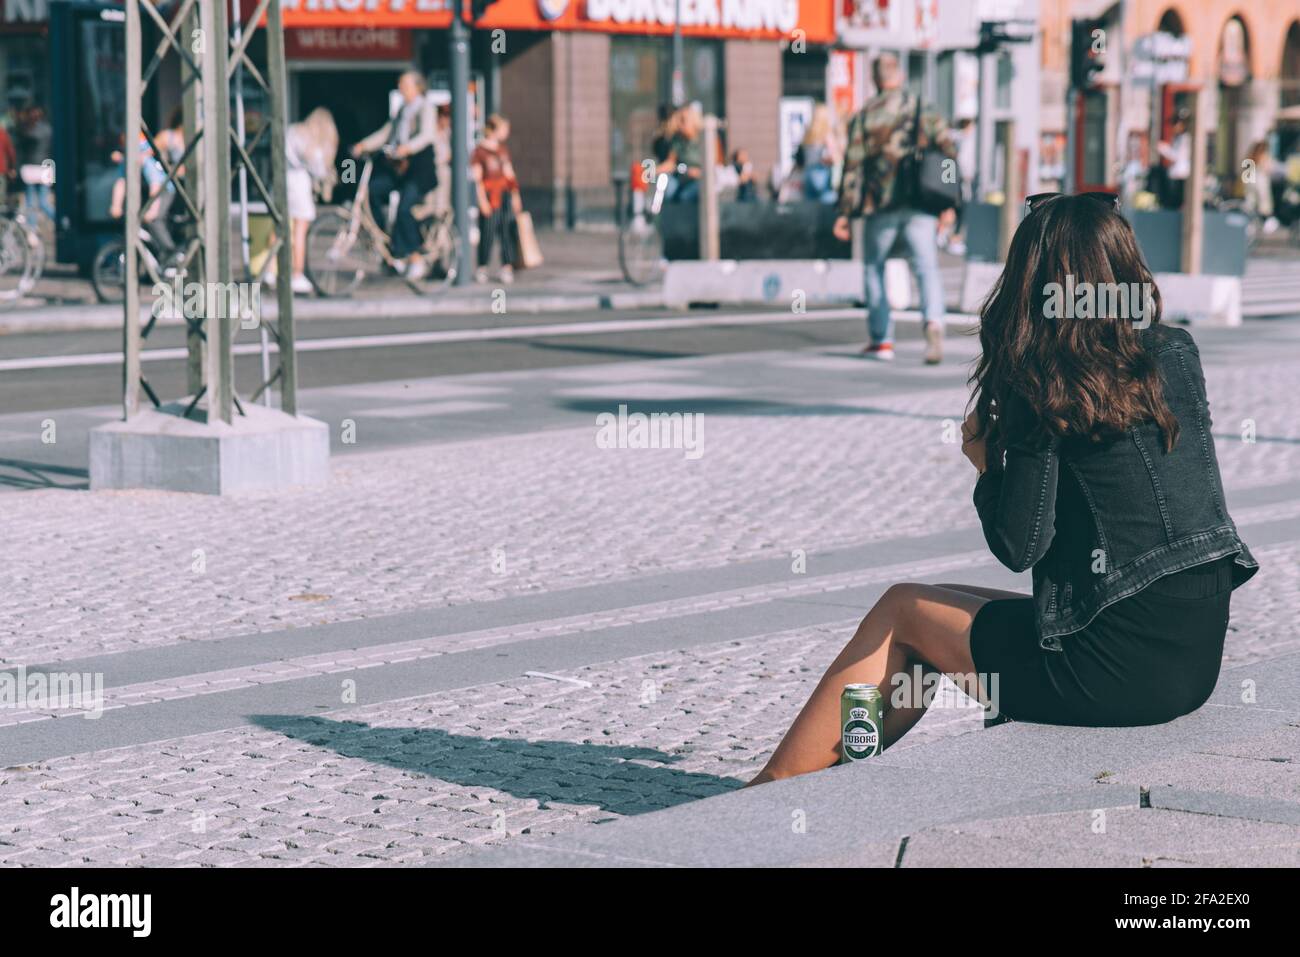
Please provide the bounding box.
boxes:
[972,324,1258,649]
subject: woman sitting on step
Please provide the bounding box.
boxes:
[748,192,1259,786]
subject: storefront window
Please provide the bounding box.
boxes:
[610,37,661,181]
[609,36,722,180]
[76,17,128,225]
[1,36,49,114]
[782,47,827,100]
[995,51,1013,110]
[935,52,955,121]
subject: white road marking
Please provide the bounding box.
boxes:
[0,308,957,373]
[522,672,595,688]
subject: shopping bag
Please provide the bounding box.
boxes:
[512,210,544,269]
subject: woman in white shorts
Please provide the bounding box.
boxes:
[284,108,338,294]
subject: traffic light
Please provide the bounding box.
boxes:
[470,0,500,21]
[1071,18,1105,89]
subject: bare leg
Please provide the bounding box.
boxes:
[291,218,309,276]
[747,583,988,786]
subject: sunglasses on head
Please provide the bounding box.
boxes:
[1024,191,1120,213]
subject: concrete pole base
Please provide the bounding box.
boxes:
[89,400,330,495]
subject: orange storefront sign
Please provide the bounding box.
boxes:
[280,0,835,44]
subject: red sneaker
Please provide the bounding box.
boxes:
[861,343,895,362]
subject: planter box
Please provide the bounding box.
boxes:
[661,201,851,261]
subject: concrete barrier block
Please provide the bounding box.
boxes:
[960,261,1002,314]
[1154,272,1242,326]
[663,259,861,308]
[90,401,330,495]
[662,258,926,310]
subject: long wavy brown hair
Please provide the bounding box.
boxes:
[969,194,1179,459]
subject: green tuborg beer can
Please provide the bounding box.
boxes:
[840,683,883,762]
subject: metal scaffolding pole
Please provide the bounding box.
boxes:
[450,0,473,286]
[100,0,322,495]
[266,0,298,414]
[199,0,233,424]
[123,0,143,419]
[120,0,298,422]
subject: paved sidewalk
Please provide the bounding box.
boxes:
[8,227,1298,335]
[1,321,1298,865]
[4,230,986,334]
[0,228,665,334]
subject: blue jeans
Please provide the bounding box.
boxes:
[24,183,54,223]
[861,207,945,346]
[670,176,699,204]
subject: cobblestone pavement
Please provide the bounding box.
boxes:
[0,622,990,866]
[3,331,1299,667]
[1,321,1299,865]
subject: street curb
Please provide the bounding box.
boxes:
[0,287,670,335]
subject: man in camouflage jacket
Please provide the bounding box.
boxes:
[833,53,958,364]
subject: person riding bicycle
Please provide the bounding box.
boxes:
[107,132,180,270]
[659,104,705,204]
[350,70,438,280]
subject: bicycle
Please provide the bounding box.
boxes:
[618,170,672,286]
[0,194,45,301]
[306,150,461,297]
[90,212,186,304]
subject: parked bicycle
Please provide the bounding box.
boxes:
[618,170,672,286]
[305,150,460,297]
[0,198,45,301]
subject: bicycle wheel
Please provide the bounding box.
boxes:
[0,216,36,301]
[410,215,462,291]
[91,239,128,304]
[618,214,666,286]
[306,208,381,297]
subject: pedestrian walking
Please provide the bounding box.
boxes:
[283,107,338,295]
[944,116,976,256]
[432,104,452,215]
[833,53,957,365]
[471,113,521,284]
[1245,140,1280,235]
[16,102,54,225]
[1155,111,1191,210]
[800,103,840,204]
[731,148,757,202]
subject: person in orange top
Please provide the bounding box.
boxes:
[471,114,521,284]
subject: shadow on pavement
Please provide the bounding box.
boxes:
[251,714,744,815]
[528,340,694,361]
[0,458,90,491]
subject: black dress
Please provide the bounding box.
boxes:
[969,555,1234,726]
